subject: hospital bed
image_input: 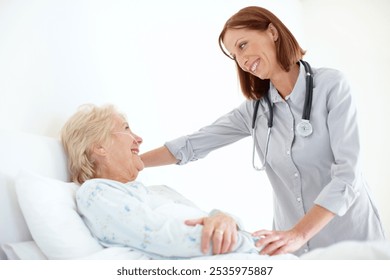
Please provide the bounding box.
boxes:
[1,128,389,260]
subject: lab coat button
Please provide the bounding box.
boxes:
[297,197,301,202]
[286,150,290,155]
[294,173,299,177]
[304,248,309,253]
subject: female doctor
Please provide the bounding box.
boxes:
[140,6,385,256]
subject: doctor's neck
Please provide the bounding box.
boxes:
[271,63,300,100]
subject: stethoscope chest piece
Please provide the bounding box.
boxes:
[296,119,313,137]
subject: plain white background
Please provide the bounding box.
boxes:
[1,0,389,238]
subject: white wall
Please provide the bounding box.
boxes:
[2,0,387,238]
[301,0,390,239]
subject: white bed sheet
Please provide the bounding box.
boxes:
[3,240,390,260]
[2,240,297,260]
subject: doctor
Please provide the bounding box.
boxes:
[140,6,385,256]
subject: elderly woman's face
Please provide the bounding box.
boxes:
[104,113,144,181]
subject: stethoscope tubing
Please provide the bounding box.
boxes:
[301,60,314,121]
[251,60,313,171]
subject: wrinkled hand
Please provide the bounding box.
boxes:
[252,229,306,255]
[185,212,238,255]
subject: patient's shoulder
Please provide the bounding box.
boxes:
[77,178,128,198]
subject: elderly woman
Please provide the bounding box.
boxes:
[60,104,260,259]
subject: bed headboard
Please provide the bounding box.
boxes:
[0,129,69,259]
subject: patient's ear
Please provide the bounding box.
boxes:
[92,144,107,157]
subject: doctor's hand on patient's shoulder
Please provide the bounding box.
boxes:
[252,229,306,255]
[185,211,238,255]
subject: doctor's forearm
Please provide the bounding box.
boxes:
[293,204,335,242]
[140,146,178,167]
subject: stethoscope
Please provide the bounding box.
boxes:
[252,60,314,171]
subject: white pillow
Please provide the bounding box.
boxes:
[2,241,47,260]
[15,170,103,259]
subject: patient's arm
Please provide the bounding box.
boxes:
[76,179,255,258]
[140,146,178,167]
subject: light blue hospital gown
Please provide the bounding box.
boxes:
[76,178,258,259]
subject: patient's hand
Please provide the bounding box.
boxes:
[185,211,238,255]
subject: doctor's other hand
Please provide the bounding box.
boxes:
[185,211,238,255]
[252,229,306,255]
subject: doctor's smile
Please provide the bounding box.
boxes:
[250,59,260,73]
